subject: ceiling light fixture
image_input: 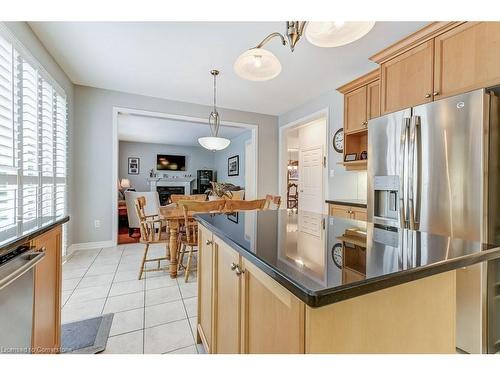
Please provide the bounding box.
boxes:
[198,70,231,151]
[234,21,375,81]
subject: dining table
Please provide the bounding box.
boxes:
[158,203,192,278]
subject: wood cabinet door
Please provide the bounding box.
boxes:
[367,80,380,120]
[240,259,305,353]
[197,225,214,353]
[329,204,352,219]
[351,208,367,221]
[380,40,434,114]
[32,226,62,353]
[344,85,367,133]
[434,22,500,99]
[213,236,241,354]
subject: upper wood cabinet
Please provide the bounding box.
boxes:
[380,40,434,114]
[197,225,214,353]
[338,69,380,134]
[344,85,368,133]
[31,226,62,353]
[371,22,500,114]
[434,22,500,99]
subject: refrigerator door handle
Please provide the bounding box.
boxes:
[408,115,420,230]
[399,117,410,228]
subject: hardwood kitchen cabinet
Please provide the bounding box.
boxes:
[380,40,434,114]
[31,226,62,353]
[240,259,305,354]
[213,235,241,354]
[367,80,381,120]
[434,22,500,99]
[344,85,367,133]
[197,225,214,352]
[328,203,367,221]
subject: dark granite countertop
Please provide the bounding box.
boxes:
[195,210,500,307]
[325,199,367,208]
[0,216,70,254]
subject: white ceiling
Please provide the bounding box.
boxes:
[29,22,429,116]
[117,113,248,146]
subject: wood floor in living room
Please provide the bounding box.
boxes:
[62,243,204,354]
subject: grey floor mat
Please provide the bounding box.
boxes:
[61,313,114,354]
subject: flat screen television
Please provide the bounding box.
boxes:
[156,154,186,171]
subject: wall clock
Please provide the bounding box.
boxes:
[333,128,344,153]
[331,243,343,269]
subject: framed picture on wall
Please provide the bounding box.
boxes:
[128,157,140,175]
[228,155,239,176]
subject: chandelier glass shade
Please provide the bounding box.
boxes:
[198,70,231,151]
[305,21,376,47]
[233,47,282,82]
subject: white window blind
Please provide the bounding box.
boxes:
[0,32,68,242]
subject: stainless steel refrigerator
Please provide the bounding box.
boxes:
[367,88,500,353]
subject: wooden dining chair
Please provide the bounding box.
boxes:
[170,194,207,203]
[264,194,282,210]
[224,198,267,212]
[177,200,226,282]
[134,196,170,280]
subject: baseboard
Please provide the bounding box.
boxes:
[67,240,115,254]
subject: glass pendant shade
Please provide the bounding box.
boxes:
[234,47,282,81]
[305,21,375,47]
[198,136,231,151]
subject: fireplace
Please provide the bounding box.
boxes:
[157,186,185,206]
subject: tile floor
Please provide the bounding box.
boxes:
[62,242,204,354]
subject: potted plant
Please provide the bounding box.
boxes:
[205,182,233,200]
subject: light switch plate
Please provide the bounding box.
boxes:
[329,169,335,177]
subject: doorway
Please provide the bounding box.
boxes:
[279,110,328,214]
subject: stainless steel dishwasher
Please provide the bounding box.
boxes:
[0,245,45,354]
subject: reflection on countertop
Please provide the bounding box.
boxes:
[195,209,500,307]
[325,199,367,208]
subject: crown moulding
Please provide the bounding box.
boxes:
[369,21,466,64]
[337,68,380,94]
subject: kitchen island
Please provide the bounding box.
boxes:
[194,210,500,354]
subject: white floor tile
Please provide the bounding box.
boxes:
[178,282,197,299]
[78,273,114,289]
[62,277,81,291]
[61,290,72,306]
[86,264,118,276]
[145,275,177,290]
[117,262,140,272]
[114,270,140,282]
[62,298,106,324]
[109,279,145,297]
[144,319,194,354]
[92,257,121,266]
[102,330,143,354]
[67,285,111,304]
[167,345,197,354]
[103,291,145,314]
[62,267,88,280]
[183,297,197,318]
[109,308,144,336]
[145,300,187,328]
[145,285,181,306]
[188,317,197,339]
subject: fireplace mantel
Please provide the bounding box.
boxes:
[149,177,195,194]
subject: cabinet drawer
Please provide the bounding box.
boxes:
[329,205,353,219]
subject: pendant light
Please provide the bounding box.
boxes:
[198,70,231,151]
[234,21,375,81]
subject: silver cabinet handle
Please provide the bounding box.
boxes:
[235,265,245,276]
[425,93,431,98]
[432,91,439,96]
[205,240,213,245]
[230,262,237,271]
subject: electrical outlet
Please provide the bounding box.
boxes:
[94,220,101,229]
[329,169,335,177]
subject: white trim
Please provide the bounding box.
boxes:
[67,240,115,253]
[111,106,259,246]
[278,108,329,213]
